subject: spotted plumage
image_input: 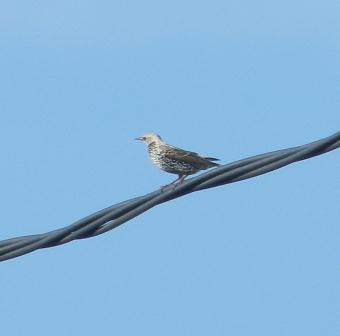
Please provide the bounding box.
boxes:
[135,133,220,187]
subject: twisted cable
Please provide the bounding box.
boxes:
[0,132,339,262]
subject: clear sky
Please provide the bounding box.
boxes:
[1,1,339,335]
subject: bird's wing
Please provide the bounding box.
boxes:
[165,144,219,168]
[166,144,200,158]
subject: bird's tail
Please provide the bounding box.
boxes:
[205,157,219,161]
[204,157,220,167]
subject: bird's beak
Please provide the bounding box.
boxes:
[135,137,143,141]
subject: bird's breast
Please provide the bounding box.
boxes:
[147,144,166,167]
[147,143,197,174]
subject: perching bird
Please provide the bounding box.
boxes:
[135,133,220,187]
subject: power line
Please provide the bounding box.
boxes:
[0,132,339,262]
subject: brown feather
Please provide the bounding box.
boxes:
[164,146,219,170]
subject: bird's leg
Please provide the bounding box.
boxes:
[161,175,187,191]
[176,175,186,185]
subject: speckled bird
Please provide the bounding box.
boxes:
[135,133,220,187]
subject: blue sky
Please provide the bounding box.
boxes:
[1,1,339,335]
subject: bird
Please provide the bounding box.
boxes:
[135,133,220,188]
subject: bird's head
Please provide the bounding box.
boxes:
[135,133,163,145]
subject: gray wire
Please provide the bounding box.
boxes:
[0,132,339,262]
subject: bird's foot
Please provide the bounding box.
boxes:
[160,176,186,192]
[160,182,177,192]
